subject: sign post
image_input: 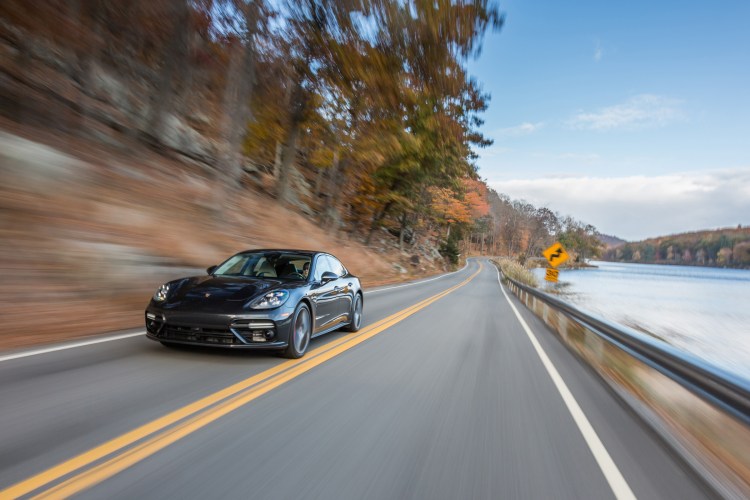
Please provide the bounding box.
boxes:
[545,268,559,283]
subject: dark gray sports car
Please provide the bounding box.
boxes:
[145,250,363,358]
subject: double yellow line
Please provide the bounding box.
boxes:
[2,263,482,499]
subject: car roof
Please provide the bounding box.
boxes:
[237,249,319,256]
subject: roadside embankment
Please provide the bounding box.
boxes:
[0,129,450,350]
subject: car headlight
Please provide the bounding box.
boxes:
[153,283,170,302]
[250,290,289,309]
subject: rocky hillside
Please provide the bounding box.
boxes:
[0,7,480,350]
[0,124,450,350]
[0,3,537,350]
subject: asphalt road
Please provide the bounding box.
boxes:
[0,259,716,499]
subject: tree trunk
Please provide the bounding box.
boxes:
[276,122,300,203]
[321,150,341,227]
[70,0,103,134]
[398,212,407,251]
[365,200,393,245]
[144,0,189,145]
[212,3,256,217]
[273,141,283,179]
[314,165,325,199]
[276,77,307,204]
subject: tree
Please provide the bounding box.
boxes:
[274,0,365,205]
[522,207,559,260]
[557,218,603,262]
[733,242,750,265]
[144,0,191,145]
[643,244,656,262]
[3,0,508,257]
[211,0,272,217]
[717,247,733,266]
[357,0,502,243]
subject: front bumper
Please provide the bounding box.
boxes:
[145,307,294,349]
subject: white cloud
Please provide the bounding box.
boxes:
[568,94,685,130]
[593,40,604,62]
[490,168,750,241]
[494,122,544,138]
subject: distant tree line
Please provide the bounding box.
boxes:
[602,226,750,268]
[462,191,604,265]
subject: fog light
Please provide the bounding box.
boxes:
[146,313,156,320]
[251,332,267,342]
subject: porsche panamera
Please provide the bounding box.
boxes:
[145,250,363,358]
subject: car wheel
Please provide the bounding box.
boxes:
[282,303,311,358]
[343,293,363,332]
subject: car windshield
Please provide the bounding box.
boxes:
[213,252,312,281]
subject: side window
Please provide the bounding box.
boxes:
[313,255,333,281]
[328,256,346,277]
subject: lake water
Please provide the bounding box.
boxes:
[531,261,750,382]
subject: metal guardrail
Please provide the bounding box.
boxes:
[498,268,750,499]
[507,276,750,425]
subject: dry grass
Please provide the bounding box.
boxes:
[492,258,538,288]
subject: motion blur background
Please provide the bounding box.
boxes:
[2,1,748,353]
[1,1,517,348]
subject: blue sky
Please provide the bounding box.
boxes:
[468,0,750,241]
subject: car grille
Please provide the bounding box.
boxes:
[161,324,239,345]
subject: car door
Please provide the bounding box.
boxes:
[326,255,353,323]
[309,255,339,335]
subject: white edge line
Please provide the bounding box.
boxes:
[365,259,470,294]
[495,267,637,500]
[0,331,145,363]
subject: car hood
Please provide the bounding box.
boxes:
[165,276,285,311]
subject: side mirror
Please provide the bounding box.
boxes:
[207,265,217,275]
[321,271,338,283]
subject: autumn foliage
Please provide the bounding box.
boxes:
[603,226,750,268]
[1,0,504,257]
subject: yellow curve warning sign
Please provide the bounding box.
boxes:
[543,242,569,267]
[545,268,559,282]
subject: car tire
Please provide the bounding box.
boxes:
[282,303,311,358]
[343,293,363,332]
